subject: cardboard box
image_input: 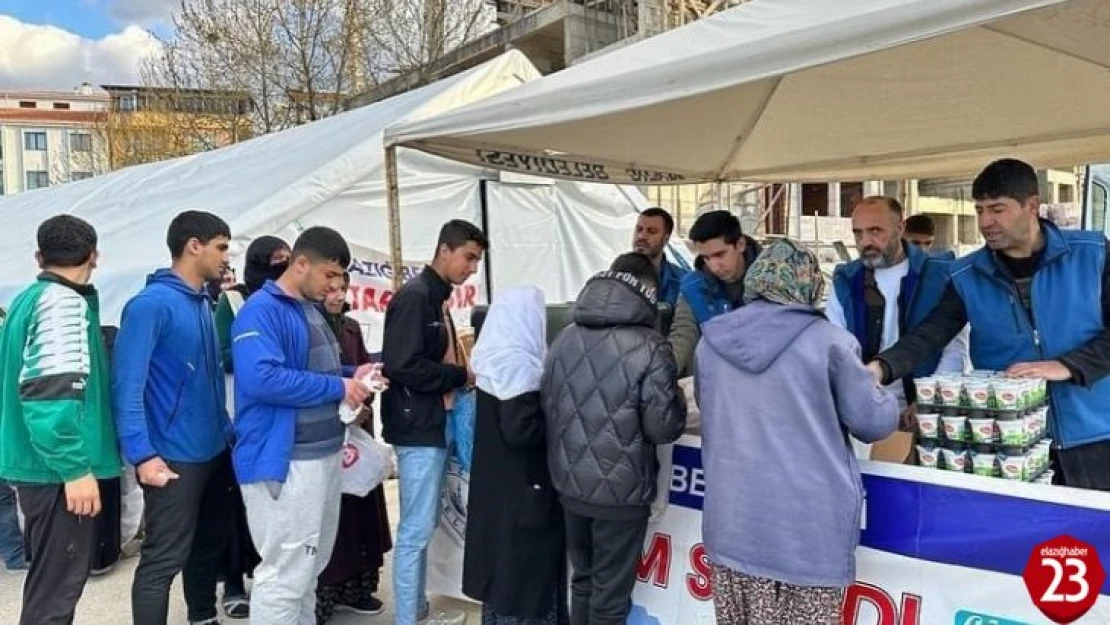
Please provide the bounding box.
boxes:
[869,431,916,464]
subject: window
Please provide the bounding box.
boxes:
[118,94,137,112]
[18,101,35,109]
[71,171,94,182]
[26,171,49,190]
[52,102,71,110]
[24,132,47,151]
[70,133,93,152]
[1092,183,1108,234]
[1059,183,1075,204]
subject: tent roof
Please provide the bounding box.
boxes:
[384,0,1110,183]
[0,52,544,320]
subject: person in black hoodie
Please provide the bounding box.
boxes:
[382,219,487,625]
[542,252,686,625]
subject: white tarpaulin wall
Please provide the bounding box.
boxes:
[384,0,1110,184]
[0,51,673,331]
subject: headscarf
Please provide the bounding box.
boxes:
[742,238,825,307]
[243,236,290,294]
[470,286,546,401]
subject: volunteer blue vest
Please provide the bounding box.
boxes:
[951,221,1110,449]
[657,259,689,308]
[831,243,952,379]
[679,237,761,325]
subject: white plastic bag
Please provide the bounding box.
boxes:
[649,443,673,525]
[340,426,394,497]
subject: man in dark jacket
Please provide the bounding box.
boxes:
[668,210,761,376]
[381,219,486,625]
[869,159,1110,491]
[542,252,686,625]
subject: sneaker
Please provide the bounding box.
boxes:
[89,562,116,577]
[4,559,28,572]
[189,619,221,625]
[222,596,249,619]
[336,596,384,615]
[417,602,430,623]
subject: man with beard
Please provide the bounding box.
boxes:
[826,197,967,450]
[868,160,1110,491]
[113,211,236,625]
[632,208,688,307]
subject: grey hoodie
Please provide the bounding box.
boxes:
[696,300,898,587]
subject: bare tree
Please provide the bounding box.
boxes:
[145,0,491,137]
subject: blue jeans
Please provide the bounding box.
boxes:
[0,481,26,569]
[392,445,448,625]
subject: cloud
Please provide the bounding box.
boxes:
[0,15,161,90]
[108,0,177,27]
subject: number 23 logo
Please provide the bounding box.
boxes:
[1039,557,1089,603]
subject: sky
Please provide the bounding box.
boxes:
[0,0,175,91]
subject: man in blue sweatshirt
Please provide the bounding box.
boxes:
[113,210,235,625]
[232,226,375,624]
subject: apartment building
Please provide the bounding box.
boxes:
[0,84,110,196]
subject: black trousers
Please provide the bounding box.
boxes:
[91,476,122,572]
[17,484,94,625]
[564,510,648,625]
[1056,439,1110,491]
[220,482,259,598]
[132,451,234,624]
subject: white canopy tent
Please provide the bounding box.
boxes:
[0,51,682,326]
[383,0,1110,184]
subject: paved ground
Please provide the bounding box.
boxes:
[0,479,480,624]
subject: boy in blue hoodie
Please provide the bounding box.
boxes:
[113,210,235,625]
[232,226,375,624]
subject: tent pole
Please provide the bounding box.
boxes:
[478,180,494,302]
[385,145,404,292]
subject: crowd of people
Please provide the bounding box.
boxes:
[1,156,1109,625]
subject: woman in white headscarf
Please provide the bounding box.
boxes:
[462,286,568,625]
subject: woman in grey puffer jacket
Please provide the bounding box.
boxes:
[542,253,686,625]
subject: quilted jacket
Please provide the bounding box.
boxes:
[542,271,687,518]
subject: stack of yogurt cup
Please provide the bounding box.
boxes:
[912,370,1053,484]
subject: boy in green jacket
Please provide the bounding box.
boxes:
[0,215,121,625]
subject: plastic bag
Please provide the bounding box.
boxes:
[448,389,477,473]
[340,426,394,497]
[649,443,673,525]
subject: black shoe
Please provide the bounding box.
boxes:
[335,596,384,615]
[223,596,250,619]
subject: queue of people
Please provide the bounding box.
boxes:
[1,156,1109,625]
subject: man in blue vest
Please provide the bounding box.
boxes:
[826,197,968,455]
[869,159,1110,491]
[668,210,761,376]
[904,214,939,252]
[633,208,688,308]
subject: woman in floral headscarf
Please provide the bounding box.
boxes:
[695,239,898,625]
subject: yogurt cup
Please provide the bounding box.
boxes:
[971,452,997,477]
[914,378,938,405]
[937,377,964,408]
[942,415,968,442]
[999,454,1025,481]
[993,380,1022,411]
[940,447,968,472]
[968,418,996,444]
[916,445,940,469]
[964,379,993,410]
[916,413,940,440]
[996,419,1024,446]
